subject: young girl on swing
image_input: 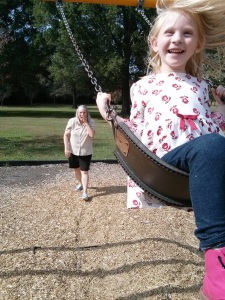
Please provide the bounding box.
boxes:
[97,0,225,298]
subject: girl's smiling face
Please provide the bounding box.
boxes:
[151,10,201,73]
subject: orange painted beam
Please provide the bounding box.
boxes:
[44,0,157,8]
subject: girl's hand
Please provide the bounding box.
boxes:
[96,92,112,122]
[96,92,111,105]
[211,85,225,105]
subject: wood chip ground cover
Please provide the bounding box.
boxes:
[0,163,203,299]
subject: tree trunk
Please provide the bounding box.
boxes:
[72,87,77,108]
[121,73,131,117]
[120,7,132,117]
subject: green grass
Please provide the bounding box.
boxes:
[0,105,117,162]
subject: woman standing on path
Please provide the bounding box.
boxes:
[64,105,95,201]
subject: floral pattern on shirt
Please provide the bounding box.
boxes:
[124,72,225,208]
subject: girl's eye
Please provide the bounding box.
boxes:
[164,31,174,36]
[184,31,193,35]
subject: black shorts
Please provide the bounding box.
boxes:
[68,154,92,171]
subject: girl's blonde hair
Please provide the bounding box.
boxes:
[147,0,225,77]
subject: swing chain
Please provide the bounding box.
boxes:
[106,100,118,123]
[136,0,144,10]
[56,0,102,93]
[136,0,153,27]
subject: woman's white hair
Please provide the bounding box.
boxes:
[76,105,91,122]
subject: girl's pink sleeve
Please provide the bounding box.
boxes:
[123,82,145,140]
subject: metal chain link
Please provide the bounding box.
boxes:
[136,0,153,27]
[56,1,102,93]
[136,9,153,27]
[55,0,152,92]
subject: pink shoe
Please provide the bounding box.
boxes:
[200,246,225,300]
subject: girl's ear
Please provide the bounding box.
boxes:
[151,37,159,52]
[195,41,204,54]
[194,46,201,54]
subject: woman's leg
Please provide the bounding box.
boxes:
[68,154,82,189]
[79,155,92,199]
[80,170,89,195]
[74,168,82,186]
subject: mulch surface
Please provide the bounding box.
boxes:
[0,163,203,299]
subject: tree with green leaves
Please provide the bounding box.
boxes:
[1,0,225,110]
[0,0,50,105]
[0,29,13,106]
[33,1,156,114]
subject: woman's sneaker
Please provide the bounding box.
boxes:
[200,246,225,300]
[75,184,83,191]
[81,193,89,201]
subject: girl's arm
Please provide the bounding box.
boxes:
[128,83,146,139]
[96,92,123,124]
[211,85,225,130]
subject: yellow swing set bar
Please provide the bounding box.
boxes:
[44,0,158,8]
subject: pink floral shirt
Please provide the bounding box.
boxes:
[126,72,225,158]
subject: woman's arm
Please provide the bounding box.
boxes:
[84,119,95,138]
[63,131,71,158]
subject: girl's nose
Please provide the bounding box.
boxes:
[171,32,182,43]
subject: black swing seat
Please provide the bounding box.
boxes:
[113,120,191,207]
